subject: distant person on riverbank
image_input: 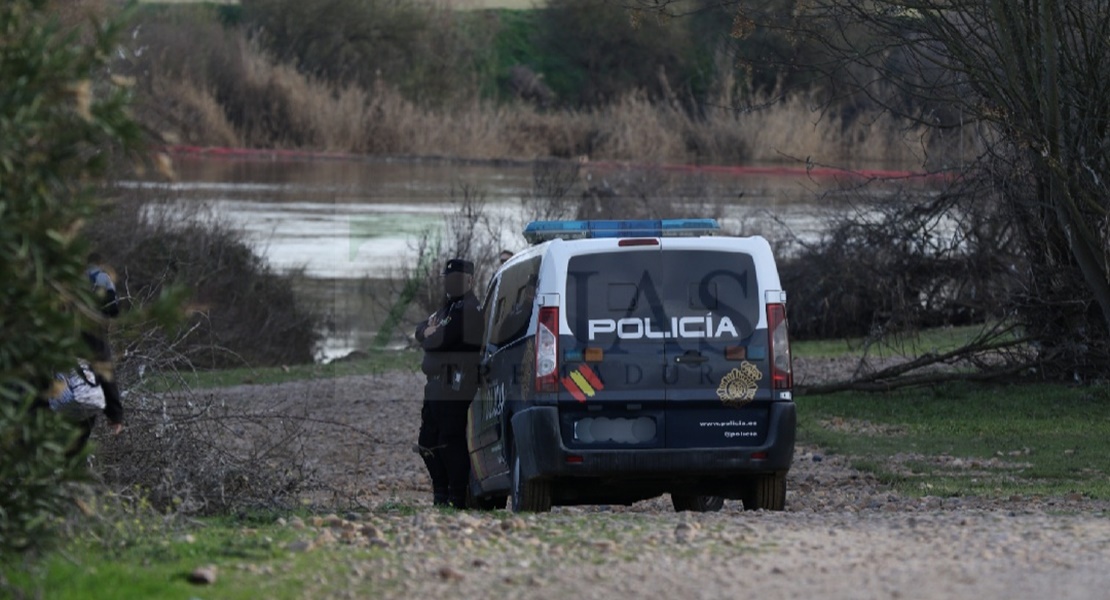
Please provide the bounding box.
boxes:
[78,252,124,446]
[413,258,483,508]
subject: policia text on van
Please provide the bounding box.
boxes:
[466,219,795,513]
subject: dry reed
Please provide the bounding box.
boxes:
[144,29,935,169]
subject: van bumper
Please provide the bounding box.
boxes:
[510,404,796,482]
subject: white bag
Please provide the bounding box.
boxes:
[49,362,106,421]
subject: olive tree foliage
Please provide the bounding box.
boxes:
[0,1,141,554]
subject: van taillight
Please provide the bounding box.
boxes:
[535,307,559,393]
[767,303,792,390]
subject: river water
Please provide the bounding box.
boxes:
[133,152,917,361]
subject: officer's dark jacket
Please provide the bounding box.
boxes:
[415,291,483,380]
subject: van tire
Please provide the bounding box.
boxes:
[511,453,552,513]
[670,495,725,512]
[742,472,787,511]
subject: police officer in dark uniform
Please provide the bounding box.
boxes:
[415,258,483,508]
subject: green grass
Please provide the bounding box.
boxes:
[2,517,365,600]
[798,382,1110,499]
[1,507,711,599]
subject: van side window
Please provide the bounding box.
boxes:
[479,275,501,349]
[489,258,541,347]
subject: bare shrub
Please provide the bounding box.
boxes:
[779,183,1018,341]
[84,193,320,369]
[523,158,583,221]
[405,184,506,316]
[81,303,346,514]
[371,184,510,350]
[78,266,335,514]
[91,377,321,514]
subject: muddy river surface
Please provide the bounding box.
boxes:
[131,153,923,360]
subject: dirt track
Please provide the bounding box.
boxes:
[200,359,1110,599]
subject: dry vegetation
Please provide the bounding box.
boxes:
[126,23,939,168]
[153,68,931,167]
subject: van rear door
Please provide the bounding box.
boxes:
[562,246,666,448]
[656,243,771,449]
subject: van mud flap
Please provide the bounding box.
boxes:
[510,407,562,481]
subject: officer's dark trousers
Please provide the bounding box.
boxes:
[80,330,122,425]
[419,380,471,508]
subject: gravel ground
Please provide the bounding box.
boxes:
[205,357,1110,599]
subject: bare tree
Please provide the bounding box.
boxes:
[624,1,1110,382]
[810,1,1110,379]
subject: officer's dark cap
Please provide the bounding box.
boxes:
[443,259,474,275]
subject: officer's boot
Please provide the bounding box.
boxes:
[433,487,450,507]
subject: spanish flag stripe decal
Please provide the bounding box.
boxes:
[578,364,604,390]
[562,376,587,402]
[569,370,596,397]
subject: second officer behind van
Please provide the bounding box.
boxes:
[414,258,483,508]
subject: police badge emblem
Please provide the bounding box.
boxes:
[717,361,763,407]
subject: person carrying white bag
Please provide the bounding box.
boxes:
[48,361,108,422]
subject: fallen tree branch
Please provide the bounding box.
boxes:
[797,361,1036,395]
[796,334,1040,395]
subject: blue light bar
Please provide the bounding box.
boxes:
[523,219,720,244]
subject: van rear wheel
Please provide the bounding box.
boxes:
[511,454,552,513]
[670,494,725,512]
[741,472,787,511]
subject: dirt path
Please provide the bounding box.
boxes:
[202,362,1110,599]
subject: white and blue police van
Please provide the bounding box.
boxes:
[467,219,795,512]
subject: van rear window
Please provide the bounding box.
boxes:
[566,250,758,342]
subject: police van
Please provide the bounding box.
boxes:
[467,219,795,512]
